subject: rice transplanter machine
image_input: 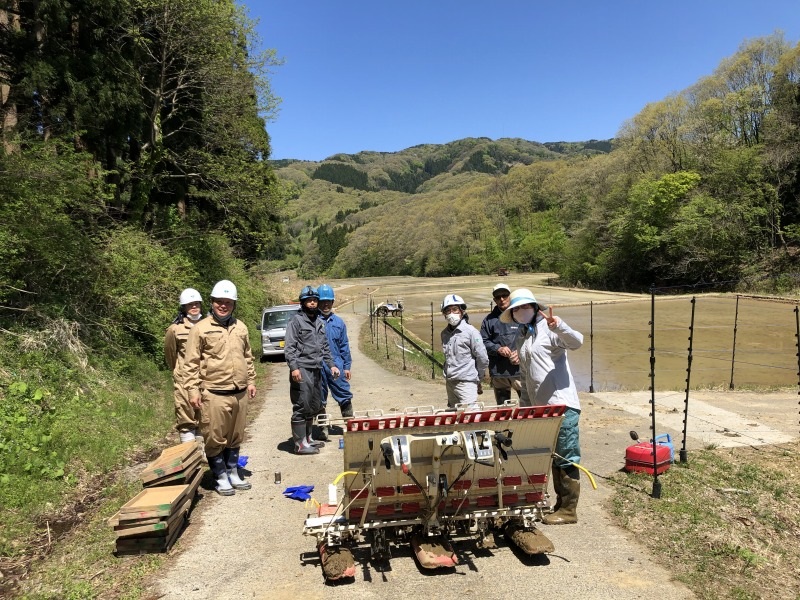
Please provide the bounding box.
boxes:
[303,402,566,579]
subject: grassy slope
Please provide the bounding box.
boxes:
[609,443,800,599]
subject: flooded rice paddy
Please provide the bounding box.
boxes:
[324,275,798,392]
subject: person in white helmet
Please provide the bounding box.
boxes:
[500,288,583,525]
[164,288,204,443]
[183,280,257,496]
[440,293,489,408]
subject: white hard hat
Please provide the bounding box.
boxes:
[210,280,238,301]
[441,293,467,313]
[179,288,202,306]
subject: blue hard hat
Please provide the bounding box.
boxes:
[298,285,319,301]
[317,284,335,301]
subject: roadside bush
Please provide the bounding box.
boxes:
[90,227,198,360]
[0,331,172,557]
[0,141,108,310]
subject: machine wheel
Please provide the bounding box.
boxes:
[376,306,388,317]
[391,309,401,317]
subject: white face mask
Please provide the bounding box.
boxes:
[187,312,202,322]
[513,307,535,324]
[445,312,462,327]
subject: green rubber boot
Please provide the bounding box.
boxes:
[542,465,579,525]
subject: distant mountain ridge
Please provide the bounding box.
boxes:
[271,137,612,194]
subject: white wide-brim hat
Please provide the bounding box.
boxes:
[500,288,547,323]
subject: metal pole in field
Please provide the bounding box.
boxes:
[375,302,380,353]
[794,306,800,435]
[431,302,435,380]
[589,301,595,393]
[384,317,389,360]
[649,285,662,499]
[680,296,696,464]
[729,294,740,390]
[400,309,407,370]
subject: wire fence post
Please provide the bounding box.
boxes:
[375,300,380,354]
[369,294,374,344]
[384,317,389,360]
[729,294,740,390]
[680,296,696,464]
[430,302,435,379]
[795,305,800,436]
[400,310,407,370]
[589,301,595,393]
[648,285,662,499]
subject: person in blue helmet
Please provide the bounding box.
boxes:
[284,285,340,455]
[316,284,354,440]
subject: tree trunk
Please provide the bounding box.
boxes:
[0,2,20,152]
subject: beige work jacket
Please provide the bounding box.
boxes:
[183,316,256,396]
[164,320,196,382]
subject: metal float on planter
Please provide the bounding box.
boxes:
[303,401,566,580]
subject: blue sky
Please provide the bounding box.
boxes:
[245,1,799,162]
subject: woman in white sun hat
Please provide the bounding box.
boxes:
[500,288,584,525]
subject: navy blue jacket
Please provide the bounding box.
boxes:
[480,306,521,378]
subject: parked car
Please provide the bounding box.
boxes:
[372,301,404,317]
[257,304,299,360]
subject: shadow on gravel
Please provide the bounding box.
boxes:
[277,439,296,454]
[505,539,553,566]
[198,469,216,492]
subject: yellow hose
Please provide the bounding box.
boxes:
[554,454,598,490]
[333,470,358,485]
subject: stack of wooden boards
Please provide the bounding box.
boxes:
[109,441,205,555]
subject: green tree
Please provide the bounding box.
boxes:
[608,171,702,286]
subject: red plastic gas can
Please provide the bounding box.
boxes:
[624,442,672,475]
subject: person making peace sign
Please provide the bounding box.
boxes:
[500,288,584,525]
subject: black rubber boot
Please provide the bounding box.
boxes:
[306,419,325,448]
[493,388,511,406]
[340,402,354,418]
[293,421,319,455]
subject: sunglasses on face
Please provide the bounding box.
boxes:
[493,293,509,300]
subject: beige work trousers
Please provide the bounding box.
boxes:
[173,380,199,432]
[198,389,248,457]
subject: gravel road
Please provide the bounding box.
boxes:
[149,312,795,600]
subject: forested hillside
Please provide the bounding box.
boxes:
[0,0,287,568]
[277,33,800,293]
